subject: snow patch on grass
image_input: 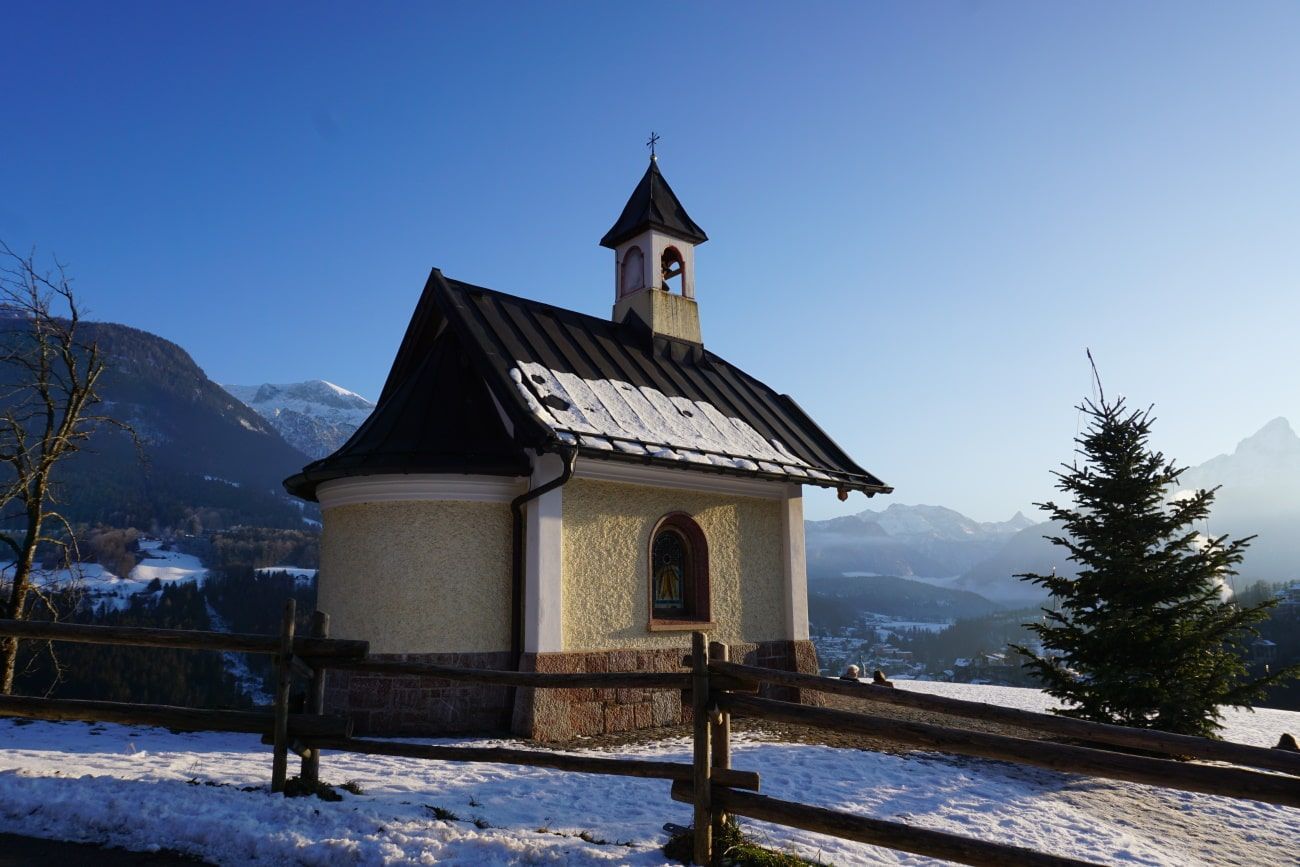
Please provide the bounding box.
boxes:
[1,540,209,611]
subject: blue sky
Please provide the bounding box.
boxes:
[4,2,1299,521]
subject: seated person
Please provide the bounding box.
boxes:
[839,664,861,682]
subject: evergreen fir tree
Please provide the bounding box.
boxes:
[1013,394,1297,737]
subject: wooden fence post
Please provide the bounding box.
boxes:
[708,640,730,856]
[271,598,296,793]
[300,610,329,785]
[691,631,712,866]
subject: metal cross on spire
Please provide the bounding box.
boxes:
[646,131,660,161]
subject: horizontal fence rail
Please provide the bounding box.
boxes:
[669,781,1102,867]
[711,659,1300,778]
[324,657,691,690]
[295,737,760,789]
[0,694,351,738]
[719,693,1300,809]
[0,618,369,660]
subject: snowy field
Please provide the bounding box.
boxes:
[129,540,209,588]
[2,539,209,610]
[1,681,1297,866]
[908,681,1300,749]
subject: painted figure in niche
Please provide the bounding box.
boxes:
[655,560,682,605]
[653,530,686,609]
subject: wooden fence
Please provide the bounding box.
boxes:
[1,613,1297,866]
[678,634,1300,866]
[0,601,364,791]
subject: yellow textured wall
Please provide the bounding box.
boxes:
[561,478,787,650]
[319,500,513,654]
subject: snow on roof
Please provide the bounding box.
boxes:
[512,363,831,479]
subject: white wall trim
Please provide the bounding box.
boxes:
[524,454,565,653]
[781,489,810,641]
[317,474,527,510]
[574,459,795,499]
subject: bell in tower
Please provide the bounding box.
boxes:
[600,140,708,345]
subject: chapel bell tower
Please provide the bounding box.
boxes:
[600,147,708,345]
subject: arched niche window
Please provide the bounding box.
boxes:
[649,513,710,625]
[660,246,685,294]
[620,245,645,296]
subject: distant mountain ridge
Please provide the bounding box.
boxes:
[1168,416,1300,582]
[223,380,374,460]
[806,503,1035,588]
[1175,417,1300,496]
[807,417,1300,607]
[855,503,1035,540]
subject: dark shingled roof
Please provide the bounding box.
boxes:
[285,271,890,501]
[599,159,709,249]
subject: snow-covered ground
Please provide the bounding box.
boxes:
[2,539,209,611]
[82,540,208,609]
[909,681,1299,749]
[129,540,209,587]
[0,682,1296,865]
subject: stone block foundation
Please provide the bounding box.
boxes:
[513,639,820,741]
[324,640,819,741]
[324,651,515,736]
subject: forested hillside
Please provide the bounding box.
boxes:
[10,529,319,707]
[0,318,315,532]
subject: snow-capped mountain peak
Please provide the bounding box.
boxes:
[1232,416,1298,457]
[237,380,372,412]
[1175,416,1300,496]
[851,503,1034,542]
[223,380,375,460]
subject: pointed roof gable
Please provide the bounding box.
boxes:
[285,269,891,502]
[599,159,709,249]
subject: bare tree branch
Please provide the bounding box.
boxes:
[0,240,129,694]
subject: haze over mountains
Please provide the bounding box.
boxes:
[807,417,1300,608]
[806,503,1054,606]
[1171,416,1300,583]
[806,504,1033,581]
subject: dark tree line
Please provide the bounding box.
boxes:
[10,526,320,707]
[13,582,247,707]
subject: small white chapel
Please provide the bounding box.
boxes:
[285,151,891,740]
